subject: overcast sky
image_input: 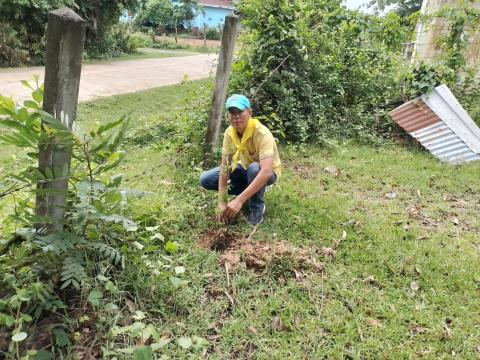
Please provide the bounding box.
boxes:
[343,0,371,10]
[343,0,395,14]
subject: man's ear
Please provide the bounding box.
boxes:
[247,108,252,117]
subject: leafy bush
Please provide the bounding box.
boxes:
[231,0,409,143]
[151,39,190,50]
[85,24,149,59]
[0,1,142,66]
[128,31,152,49]
[0,23,31,67]
[0,82,131,356]
[205,26,221,40]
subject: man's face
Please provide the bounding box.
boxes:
[228,107,251,133]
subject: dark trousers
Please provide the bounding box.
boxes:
[199,162,276,215]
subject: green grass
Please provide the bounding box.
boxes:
[83,47,200,64]
[1,80,480,358]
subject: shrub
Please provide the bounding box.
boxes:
[84,24,150,60]
[205,26,221,40]
[230,0,408,143]
[128,32,153,48]
[0,23,30,67]
[151,39,190,50]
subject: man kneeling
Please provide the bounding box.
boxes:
[200,94,281,225]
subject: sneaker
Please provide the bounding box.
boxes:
[248,205,266,226]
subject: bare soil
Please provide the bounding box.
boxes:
[198,229,325,273]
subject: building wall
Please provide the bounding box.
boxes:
[192,6,234,30]
[413,0,480,66]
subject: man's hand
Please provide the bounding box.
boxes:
[221,197,244,222]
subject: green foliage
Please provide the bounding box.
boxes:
[0,0,142,66]
[135,0,199,30]
[435,3,480,73]
[83,23,149,60]
[204,26,221,40]
[136,0,175,28]
[369,0,422,17]
[231,0,409,143]
[0,0,75,66]
[128,31,152,48]
[0,81,137,356]
[402,62,454,98]
[0,22,30,67]
[151,38,190,50]
[402,3,480,124]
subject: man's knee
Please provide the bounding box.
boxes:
[199,171,209,189]
[199,168,219,190]
[247,162,261,180]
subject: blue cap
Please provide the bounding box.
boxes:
[225,94,251,111]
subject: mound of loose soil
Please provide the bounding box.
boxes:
[197,229,325,273]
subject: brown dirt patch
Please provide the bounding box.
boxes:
[198,229,325,273]
[284,160,318,179]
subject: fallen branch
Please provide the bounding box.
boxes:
[251,54,292,102]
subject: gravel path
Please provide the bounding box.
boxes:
[0,54,217,103]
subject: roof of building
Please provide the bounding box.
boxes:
[198,0,234,9]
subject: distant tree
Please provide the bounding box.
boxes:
[135,0,173,28]
[135,0,199,33]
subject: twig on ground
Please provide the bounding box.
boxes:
[246,223,260,242]
[225,262,230,287]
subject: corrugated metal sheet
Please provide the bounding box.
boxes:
[411,122,480,164]
[389,100,440,132]
[389,85,480,164]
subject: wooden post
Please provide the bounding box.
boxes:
[36,8,86,232]
[203,15,239,167]
[203,23,207,48]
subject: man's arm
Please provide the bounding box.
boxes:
[221,157,273,220]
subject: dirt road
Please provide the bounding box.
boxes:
[0,53,217,103]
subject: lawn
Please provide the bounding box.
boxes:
[83,47,204,64]
[1,79,480,358]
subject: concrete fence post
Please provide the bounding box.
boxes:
[203,15,239,167]
[36,8,86,232]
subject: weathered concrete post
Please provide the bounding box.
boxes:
[203,15,239,167]
[36,8,86,232]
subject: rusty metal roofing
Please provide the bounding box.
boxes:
[390,99,440,132]
[389,85,480,164]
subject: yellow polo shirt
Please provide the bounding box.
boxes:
[222,119,282,176]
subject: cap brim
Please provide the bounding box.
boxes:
[227,104,247,111]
